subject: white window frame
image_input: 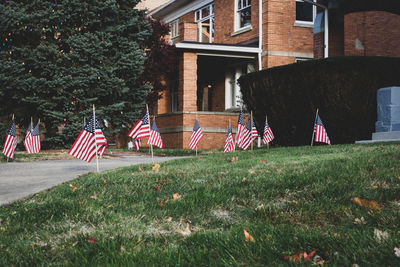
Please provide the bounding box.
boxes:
[195,3,214,43]
[234,0,252,32]
[295,0,316,27]
[169,19,179,40]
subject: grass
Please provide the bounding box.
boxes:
[1,142,400,266]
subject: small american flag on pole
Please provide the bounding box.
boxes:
[251,117,258,139]
[147,121,163,149]
[262,118,274,145]
[2,120,17,159]
[235,110,245,146]
[189,120,203,150]
[69,115,107,162]
[25,122,41,154]
[239,119,256,150]
[134,139,141,151]
[128,112,150,139]
[314,114,331,145]
[224,125,235,153]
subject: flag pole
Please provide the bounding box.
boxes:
[146,104,154,163]
[266,115,269,149]
[311,108,319,146]
[93,104,100,172]
[251,111,253,151]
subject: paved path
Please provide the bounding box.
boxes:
[0,154,181,206]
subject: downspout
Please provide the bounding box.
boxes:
[258,0,263,70]
[303,0,329,58]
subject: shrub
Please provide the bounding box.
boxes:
[238,56,400,145]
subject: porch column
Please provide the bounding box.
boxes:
[178,52,198,111]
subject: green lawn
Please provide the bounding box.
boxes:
[1,143,400,266]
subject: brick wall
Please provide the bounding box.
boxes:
[263,0,314,68]
[178,52,198,111]
[155,112,247,149]
[344,11,400,57]
[214,0,259,44]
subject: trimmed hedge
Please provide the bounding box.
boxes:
[238,56,400,146]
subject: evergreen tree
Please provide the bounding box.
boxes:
[0,0,152,147]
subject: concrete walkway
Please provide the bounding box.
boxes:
[0,154,181,206]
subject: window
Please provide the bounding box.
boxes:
[169,20,179,39]
[195,4,214,43]
[170,86,178,112]
[295,0,315,24]
[235,0,251,30]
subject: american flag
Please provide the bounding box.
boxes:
[147,121,163,149]
[251,118,258,139]
[189,120,203,150]
[262,119,274,145]
[2,120,17,159]
[25,122,41,154]
[134,139,141,151]
[24,122,33,153]
[235,110,245,146]
[128,112,150,139]
[224,125,235,153]
[239,119,256,150]
[69,115,107,162]
[314,114,331,145]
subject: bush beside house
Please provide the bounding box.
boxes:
[238,56,400,145]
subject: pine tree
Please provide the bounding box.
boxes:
[0,0,152,147]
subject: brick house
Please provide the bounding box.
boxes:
[148,0,316,149]
[312,0,400,58]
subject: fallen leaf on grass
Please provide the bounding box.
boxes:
[313,255,325,265]
[101,176,107,186]
[156,177,167,183]
[166,217,173,222]
[175,223,191,236]
[69,184,78,192]
[241,177,247,183]
[120,246,125,253]
[157,200,164,208]
[292,200,299,206]
[229,156,239,163]
[351,197,380,210]
[138,166,143,172]
[394,247,400,258]
[155,185,160,191]
[90,192,97,199]
[152,163,160,172]
[173,193,182,200]
[354,217,367,225]
[284,250,316,262]
[244,229,255,243]
[88,237,96,244]
[374,228,389,243]
[260,160,267,164]
[248,169,255,174]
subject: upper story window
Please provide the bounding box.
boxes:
[195,4,214,43]
[169,20,179,39]
[295,0,315,25]
[235,0,251,31]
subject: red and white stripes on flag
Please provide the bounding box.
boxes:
[238,119,255,150]
[25,122,41,154]
[189,120,203,150]
[69,115,107,162]
[235,110,245,146]
[128,112,150,139]
[314,114,331,145]
[262,119,274,145]
[147,121,163,149]
[224,125,235,153]
[2,120,17,159]
[134,139,141,151]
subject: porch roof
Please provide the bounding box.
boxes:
[175,41,260,58]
